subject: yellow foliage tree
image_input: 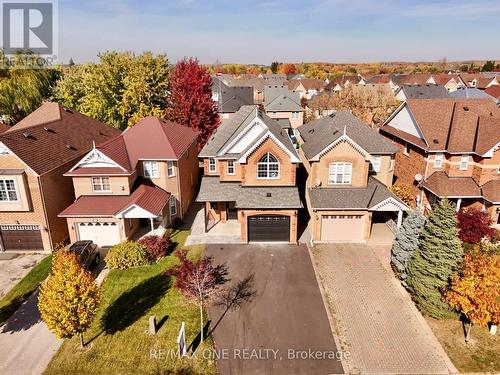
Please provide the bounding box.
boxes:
[38,251,101,348]
[444,247,500,342]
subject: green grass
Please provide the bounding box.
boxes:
[426,317,500,373]
[45,230,216,375]
[0,255,52,324]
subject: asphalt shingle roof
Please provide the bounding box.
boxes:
[264,86,303,112]
[398,84,450,99]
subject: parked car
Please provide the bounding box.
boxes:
[68,240,100,268]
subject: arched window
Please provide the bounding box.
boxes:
[328,162,352,184]
[257,152,280,179]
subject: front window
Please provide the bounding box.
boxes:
[169,196,177,216]
[167,161,175,177]
[208,158,217,173]
[143,161,159,178]
[328,162,352,185]
[92,177,111,192]
[370,155,382,172]
[227,160,235,175]
[257,152,280,179]
[403,142,409,156]
[434,153,443,168]
[0,179,18,201]
[459,154,469,170]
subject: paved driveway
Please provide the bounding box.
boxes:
[206,244,344,375]
[313,244,456,375]
[0,253,46,297]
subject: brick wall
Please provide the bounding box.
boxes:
[391,138,426,197]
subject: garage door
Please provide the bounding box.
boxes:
[77,222,121,247]
[321,215,364,242]
[248,215,290,242]
[0,225,43,251]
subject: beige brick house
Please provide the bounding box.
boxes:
[298,112,409,243]
[380,98,500,226]
[0,103,120,252]
[196,105,302,243]
[59,117,199,247]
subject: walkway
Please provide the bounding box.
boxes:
[313,243,456,375]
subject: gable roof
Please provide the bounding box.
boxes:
[398,84,450,99]
[199,105,299,161]
[299,111,398,160]
[264,86,303,112]
[484,85,500,99]
[430,74,463,86]
[288,78,325,91]
[216,86,254,113]
[0,102,120,175]
[449,87,497,100]
[325,75,363,90]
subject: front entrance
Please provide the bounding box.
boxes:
[227,202,238,220]
[0,225,43,251]
[248,215,290,242]
[320,215,364,242]
[77,222,121,247]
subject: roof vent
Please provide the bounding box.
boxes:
[463,106,469,111]
[66,144,77,150]
[266,192,272,198]
[433,139,439,144]
[23,132,34,139]
[308,129,314,134]
[62,107,73,114]
[43,126,55,133]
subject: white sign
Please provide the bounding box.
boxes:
[177,321,187,357]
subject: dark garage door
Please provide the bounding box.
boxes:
[248,215,290,242]
[0,225,43,251]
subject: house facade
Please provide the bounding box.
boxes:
[264,85,304,131]
[288,78,325,100]
[59,117,199,247]
[298,112,409,243]
[0,103,120,251]
[380,98,500,226]
[197,105,302,243]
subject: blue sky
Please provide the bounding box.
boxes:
[59,0,500,64]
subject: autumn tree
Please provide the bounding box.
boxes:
[38,251,101,348]
[270,61,280,74]
[407,199,463,318]
[390,184,415,208]
[279,63,297,75]
[167,249,228,344]
[165,58,219,148]
[457,207,497,244]
[54,51,170,129]
[444,246,500,341]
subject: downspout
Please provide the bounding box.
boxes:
[419,152,430,211]
[38,175,54,251]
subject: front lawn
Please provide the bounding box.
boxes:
[0,255,52,324]
[45,230,215,375]
[426,317,499,373]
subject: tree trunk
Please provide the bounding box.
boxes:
[80,333,84,349]
[199,304,204,344]
[465,322,472,343]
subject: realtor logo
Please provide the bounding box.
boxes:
[1,0,58,59]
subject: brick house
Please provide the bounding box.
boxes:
[196,105,302,243]
[0,102,120,251]
[287,78,326,100]
[59,117,199,247]
[263,85,304,133]
[380,98,500,226]
[298,112,410,243]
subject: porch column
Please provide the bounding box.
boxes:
[150,218,154,232]
[397,210,403,229]
[456,198,462,212]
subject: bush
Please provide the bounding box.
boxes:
[390,184,415,208]
[457,207,497,244]
[105,241,148,269]
[138,235,171,261]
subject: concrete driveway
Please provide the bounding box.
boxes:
[313,244,456,375]
[206,244,344,375]
[0,253,46,297]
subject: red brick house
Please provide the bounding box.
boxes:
[0,103,120,251]
[59,117,199,246]
[380,98,500,225]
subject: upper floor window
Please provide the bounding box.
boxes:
[403,142,409,156]
[292,112,300,118]
[257,153,280,179]
[328,162,352,185]
[227,160,235,175]
[0,179,18,201]
[92,177,111,192]
[370,155,382,172]
[143,161,159,178]
[169,196,177,216]
[434,153,443,168]
[459,154,469,170]
[208,158,217,173]
[389,157,395,171]
[167,161,175,177]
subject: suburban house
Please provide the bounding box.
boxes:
[380,98,500,225]
[460,74,499,90]
[230,77,266,103]
[449,87,498,101]
[325,75,365,92]
[196,105,302,243]
[395,84,450,101]
[59,117,199,246]
[288,78,325,99]
[212,77,254,119]
[298,112,409,243]
[263,85,304,132]
[0,102,120,251]
[426,74,465,92]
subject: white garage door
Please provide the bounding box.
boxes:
[77,222,121,247]
[321,215,364,242]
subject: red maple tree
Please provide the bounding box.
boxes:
[165,57,220,148]
[457,207,497,244]
[279,63,297,75]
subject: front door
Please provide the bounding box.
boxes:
[227,202,238,220]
